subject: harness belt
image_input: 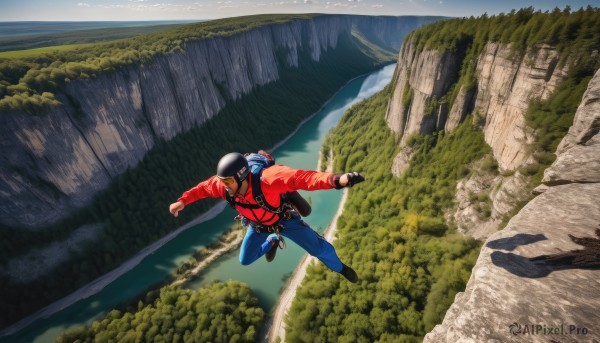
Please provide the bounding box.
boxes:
[234,214,288,250]
[241,209,294,233]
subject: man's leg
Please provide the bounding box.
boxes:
[239,227,277,265]
[279,216,344,272]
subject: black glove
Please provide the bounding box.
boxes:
[334,172,365,189]
[346,172,365,187]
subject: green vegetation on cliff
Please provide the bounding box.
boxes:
[56,281,265,343]
[402,7,598,220]
[0,26,394,329]
[410,6,599,57]
[287,86,486,342]
[523,59,596,185]
[406,6,599,113]
[0,14,319,110]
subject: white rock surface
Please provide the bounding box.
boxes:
[386,42,569,170]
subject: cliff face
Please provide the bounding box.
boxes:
[353,16,445,53]
[424,69,600,343]
[385,42,461,144]
[387,40,574,234]
[0,15,438,229]
[386,41,568,170]
[475,43,568,170]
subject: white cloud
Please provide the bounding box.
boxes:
[93,2,209,11]
[77,2,91,7]
[372,4,384,8]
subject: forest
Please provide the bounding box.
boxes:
[56,281,265,343]
[0,23,195,52]
[0,25,394,329]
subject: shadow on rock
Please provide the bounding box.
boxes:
[486,233,547,251]
[490,228,600,278]
[491,251,556,278]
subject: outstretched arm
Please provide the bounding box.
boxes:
[168,176,225,217]
[265,165,364,192]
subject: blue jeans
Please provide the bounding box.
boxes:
[238,214,344,272]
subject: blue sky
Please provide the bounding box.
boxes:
[0,0,597,21]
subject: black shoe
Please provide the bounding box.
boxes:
[265,236,280,262]
[340,263,358,283]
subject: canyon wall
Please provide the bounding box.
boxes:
[0,15,439,228]
[386,41,568,170]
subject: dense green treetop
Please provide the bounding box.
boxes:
[407,6,599,56]
[55,281,265,343]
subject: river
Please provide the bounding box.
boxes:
[1,63,395,343]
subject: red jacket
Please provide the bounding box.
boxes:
[178,165,337,225]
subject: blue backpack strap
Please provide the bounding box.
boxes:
[250,167,284,213]
[246,153,286,214]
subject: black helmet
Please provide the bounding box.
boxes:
[217,153,249,187]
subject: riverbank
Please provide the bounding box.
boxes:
[172,228,244,286]
[0,201,227,337]
[265,188,349,343]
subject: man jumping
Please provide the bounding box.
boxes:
[168,151,364,283]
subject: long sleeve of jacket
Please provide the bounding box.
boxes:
[177,176,225,205]
[261,165,337,192]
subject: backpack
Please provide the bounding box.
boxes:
[225,151,311,221]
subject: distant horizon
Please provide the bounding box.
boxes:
[0,1,597,22]
[0,14,444,24]
[0,20,202,23]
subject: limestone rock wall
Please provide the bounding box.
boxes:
[386,41,569,169]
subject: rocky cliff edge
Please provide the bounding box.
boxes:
[424,69,600,343]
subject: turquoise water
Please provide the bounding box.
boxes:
[1,63,395,343]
